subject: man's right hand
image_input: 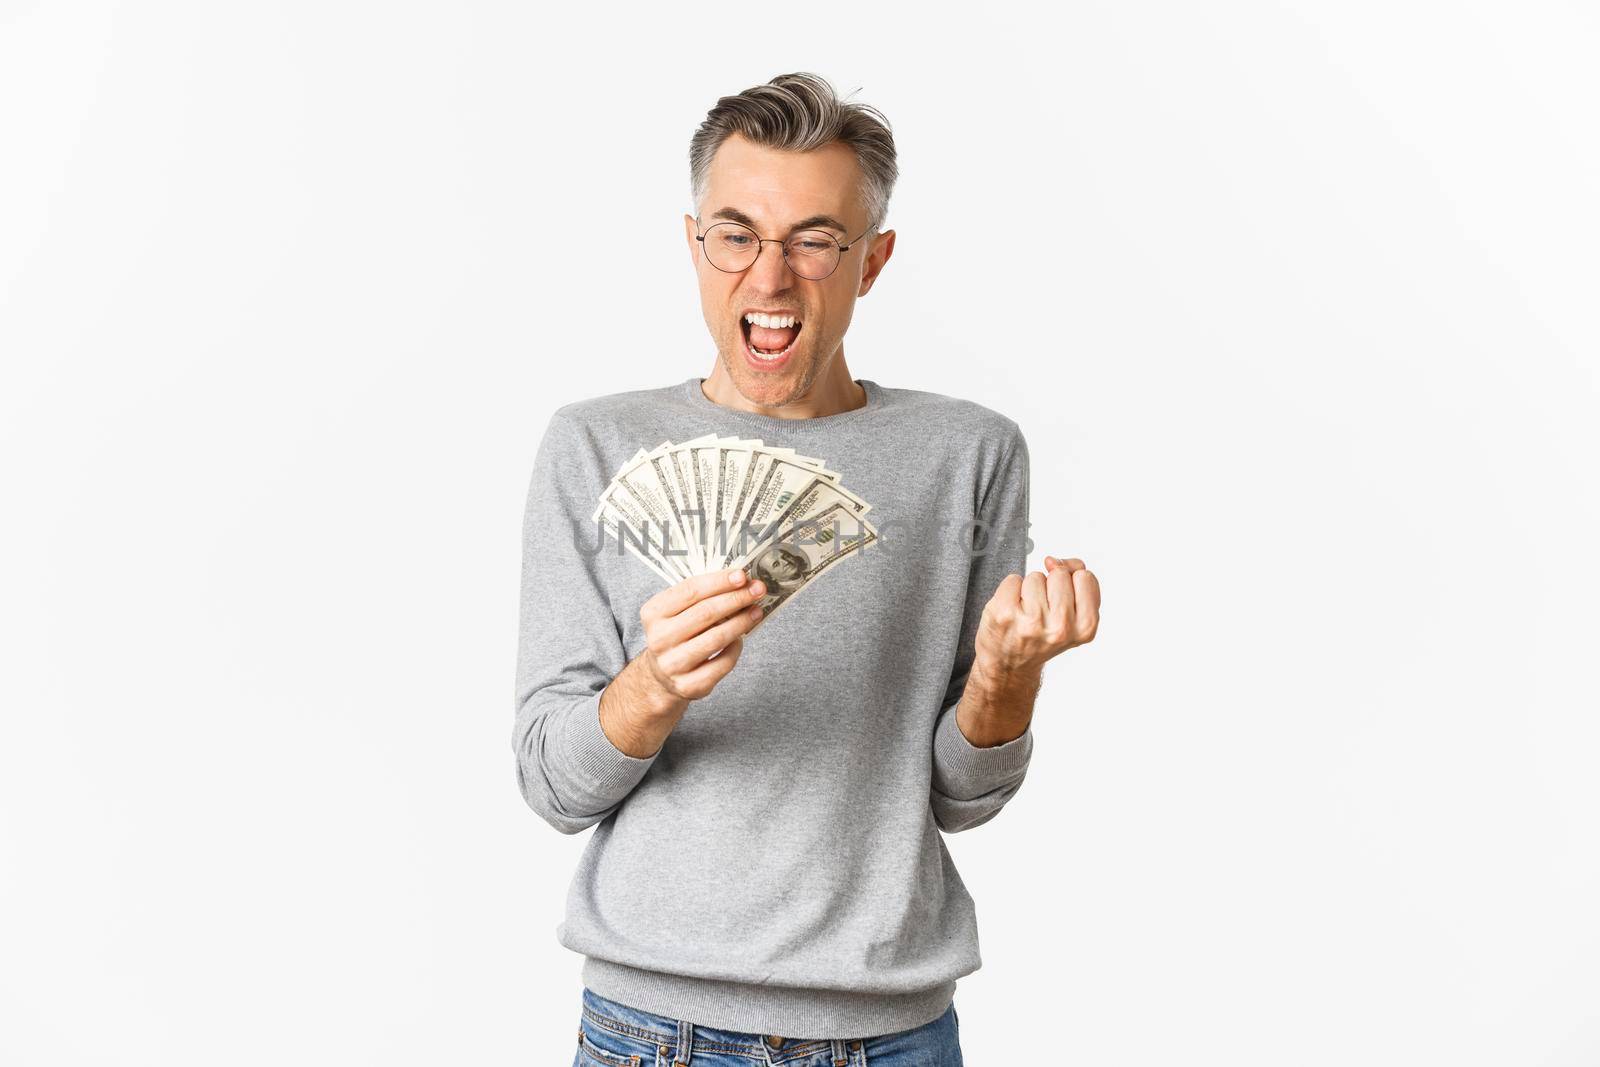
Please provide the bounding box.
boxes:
[598,568,766,758]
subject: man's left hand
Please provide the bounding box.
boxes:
[974,555,1101,680]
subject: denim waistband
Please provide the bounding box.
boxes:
[581,985,867,1065]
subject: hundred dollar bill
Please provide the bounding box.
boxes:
[726,469,868,569]
[591,448,666,571]
[747,443,827,469]
[593,445,699,580]
[717,441,833,553]
[596,510,681,585]
[738,501,879,627]
[663,434,720,573]
[709,441,758,575]
[687,438,729,573]
[717,455,852,568]
[593,480,694,582]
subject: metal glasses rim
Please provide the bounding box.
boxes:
[694,218,876,280]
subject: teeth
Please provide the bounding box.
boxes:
[744,312,798,329]
[747,337,793,359]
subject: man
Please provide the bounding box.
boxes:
[514,72,1100,1064]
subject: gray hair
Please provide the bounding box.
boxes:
[688,72,898,234]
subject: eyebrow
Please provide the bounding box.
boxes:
[708,207,851,235]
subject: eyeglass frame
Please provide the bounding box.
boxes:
[694,215,877,281]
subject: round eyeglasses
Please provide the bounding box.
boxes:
[695,218,875,281]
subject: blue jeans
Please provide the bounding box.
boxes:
[572,986,963,1066]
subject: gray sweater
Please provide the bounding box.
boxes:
[512,376,1035,1037]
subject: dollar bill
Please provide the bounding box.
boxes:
[737,500,879,627]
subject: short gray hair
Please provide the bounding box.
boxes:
[689,72,898,234]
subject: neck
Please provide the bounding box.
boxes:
[700,348,867,420]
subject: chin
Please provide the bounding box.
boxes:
[724,343,812,400]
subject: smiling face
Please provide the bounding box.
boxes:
[685,133,894,410]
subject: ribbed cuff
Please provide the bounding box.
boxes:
[553,690,660,803]
[931,701,1033,798]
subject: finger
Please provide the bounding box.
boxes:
[1020,570,1049,621]
[669,600,765,670]
[1045,559,1076,635]
[1074,568,1101,641]
[644,567,749,622]
[656,579,767,647]
[987,572,1025,620]
[681,633,745,689]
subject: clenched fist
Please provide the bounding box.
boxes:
[975,555,1101,678]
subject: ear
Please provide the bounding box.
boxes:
[685,214,701,266]
[857,229,896,297]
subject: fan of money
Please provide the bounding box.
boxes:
[592,434,879,626]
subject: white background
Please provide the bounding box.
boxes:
[3,2,1596,1064]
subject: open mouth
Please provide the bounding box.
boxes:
[741,312,803,362]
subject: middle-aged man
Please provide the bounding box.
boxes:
[514,72,1101,1066]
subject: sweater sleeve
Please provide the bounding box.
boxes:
[511,412,660,834]
[929,424,1036,834]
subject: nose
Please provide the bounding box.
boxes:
[748,238,798,289]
